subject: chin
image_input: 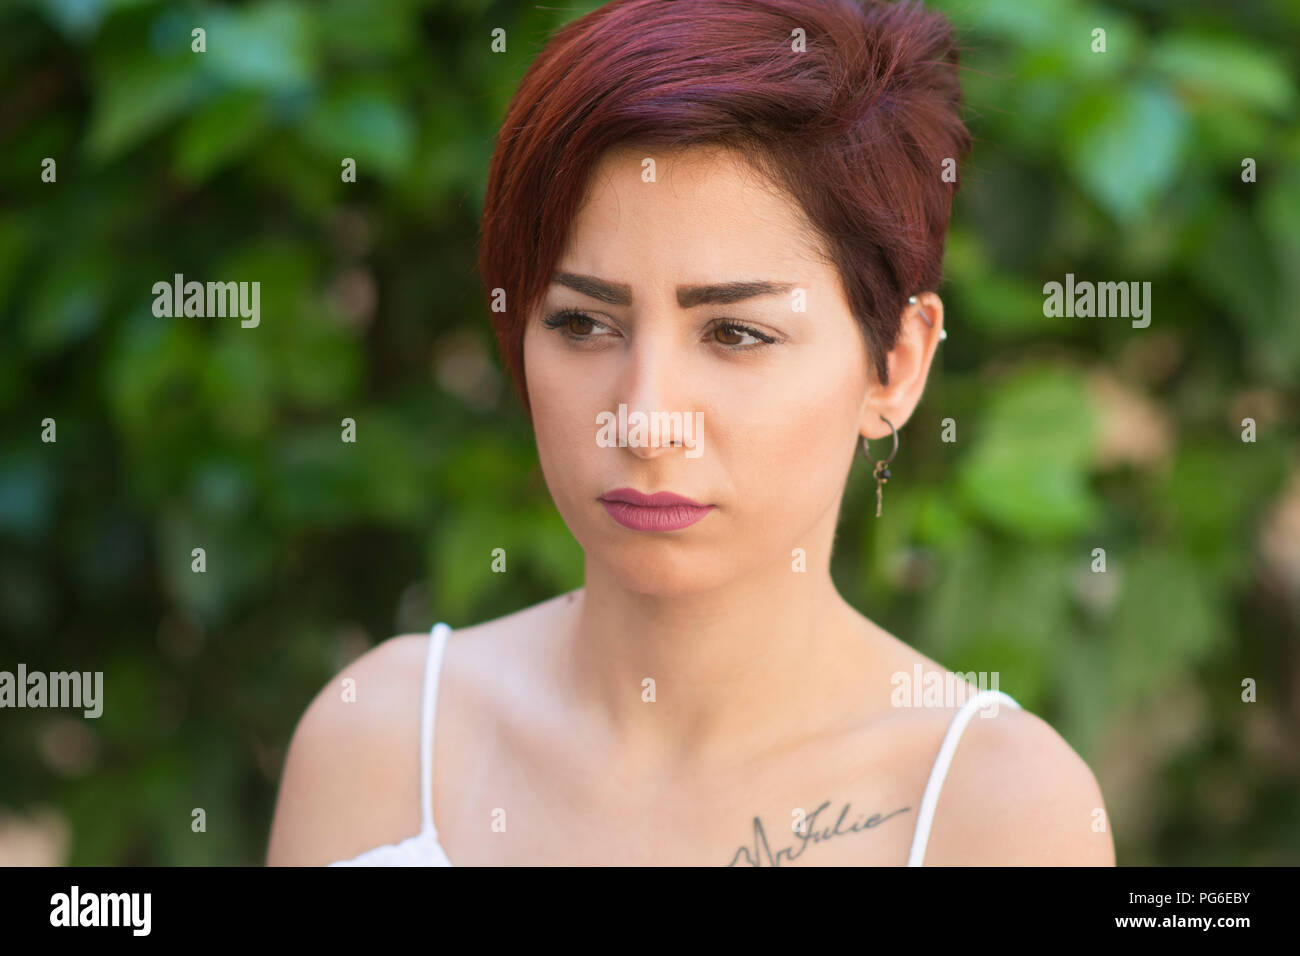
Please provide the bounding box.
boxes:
[596,547,734,596]
[567,511,734,596]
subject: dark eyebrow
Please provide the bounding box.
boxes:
[677,280,796,309]
[552,273,795,309]
[552,272,632,306]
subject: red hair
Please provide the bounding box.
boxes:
[477,0,972,418]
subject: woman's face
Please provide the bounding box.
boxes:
[523,144,877,595]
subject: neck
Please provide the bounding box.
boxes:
[563,547,878,783]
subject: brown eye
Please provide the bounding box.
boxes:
[567,314,596,335]
[542,309,615,342]
[713,324,745,346]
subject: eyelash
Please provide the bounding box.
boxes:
[541,309,777,350]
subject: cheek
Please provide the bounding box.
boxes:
[717,348,864,511]
[524,331,600,493]
[524,325,575,430]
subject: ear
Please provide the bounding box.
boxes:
[858,292,945,438]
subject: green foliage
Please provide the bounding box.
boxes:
[0,0,1296,865]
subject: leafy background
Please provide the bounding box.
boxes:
[0,0,1296,865]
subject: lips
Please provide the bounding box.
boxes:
[597,487,715,532]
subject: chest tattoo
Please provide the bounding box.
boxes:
[727,800,911,866]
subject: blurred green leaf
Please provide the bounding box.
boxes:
[1152,33,1295,114]
[104,309,206,441]
[199,1,318,93]
[1106,548,1228,703]
[0,455,55,537]
[946,229,1053,336]
[956,364,1100,539]
[37,0,113,41]
[1188,204,1275,335]
[85,54,203,162]
[22,254,110,355]
[1061,82,1190,222]
[0,215,31,314]
[295,81,416,179]
[173,90,273,183]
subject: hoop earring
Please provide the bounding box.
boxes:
[862,416,898,518]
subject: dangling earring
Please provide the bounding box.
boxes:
[862,415,898,518]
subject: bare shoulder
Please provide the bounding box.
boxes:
[264,591,577,866]
[444,590,583,696]
[920,699,1115,866]
[849,619,1113,866]
[450,588,580,649]
[265,632,430,866]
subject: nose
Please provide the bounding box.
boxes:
[614,325,689,460]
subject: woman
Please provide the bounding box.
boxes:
[268,0,1114,866]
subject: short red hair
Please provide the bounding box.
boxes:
[477,0,972,418]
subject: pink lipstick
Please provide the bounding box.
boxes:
[597,487,715,532]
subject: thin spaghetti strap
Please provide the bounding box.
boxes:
[906,689,1021,866]
[419,622,452,835]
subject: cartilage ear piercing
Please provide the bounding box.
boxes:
[909,295,947,342]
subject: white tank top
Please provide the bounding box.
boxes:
[328,622,1021,866]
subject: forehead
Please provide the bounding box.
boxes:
[561,144,830,280]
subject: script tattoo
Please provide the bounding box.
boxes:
[727,800,911,866]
